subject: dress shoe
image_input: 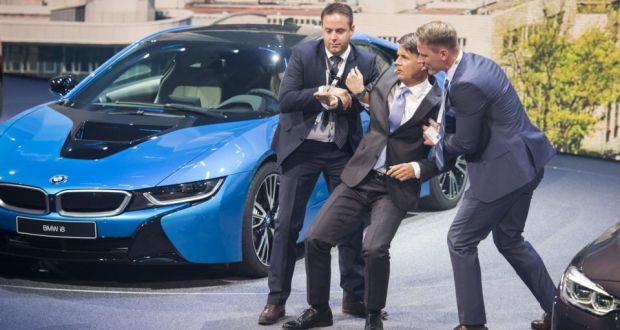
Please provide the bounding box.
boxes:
[342,299,389,320]
[453,325,488,330]
[531,313,551,330]
[365,313,383,330]
[258,304,285,325]
[282,307,333,329]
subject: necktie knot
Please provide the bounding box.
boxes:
[329,56,342,79]
[387,86,410,133]
[397,86,411,99]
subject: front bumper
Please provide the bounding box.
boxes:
[553,294,620,329]
[0,172,250,264]
[0,217,184,264]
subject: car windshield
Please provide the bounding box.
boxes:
[67,40,288,119]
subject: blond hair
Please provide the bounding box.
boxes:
[416,21,459,53]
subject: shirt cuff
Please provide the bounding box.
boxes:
[409,162,421,179]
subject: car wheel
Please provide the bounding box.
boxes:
[237,161,279,278]
[421,155,468,210]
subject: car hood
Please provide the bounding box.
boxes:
[580,222,620,294]
[0,104,269,193]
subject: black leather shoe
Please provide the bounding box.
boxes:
[453,325,488,330]
[258,304,285,325]
[531,313,551,330]
[282,307,333,329]
[342,299,389,320]
[365,313,383,330]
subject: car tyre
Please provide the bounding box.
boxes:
[236,161,280,278]
[421,155,468,210]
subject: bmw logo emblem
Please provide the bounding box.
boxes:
[50,175,68,184]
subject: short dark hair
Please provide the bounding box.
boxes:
[321,3,354,27]
[397,33,419,55]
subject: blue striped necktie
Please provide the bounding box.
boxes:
[435,79,449,170]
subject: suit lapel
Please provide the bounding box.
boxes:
[398,78,442,131]
[340,44,359,89]
[374,67,399,132]
[315,40,328,84]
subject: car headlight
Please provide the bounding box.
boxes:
[561,266,618,316]
[141,178,225,206]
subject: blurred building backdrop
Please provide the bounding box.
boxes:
[0,0,618,159]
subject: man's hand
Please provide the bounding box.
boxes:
[331,87,352,110]
[345,66,364,94]
[422,118,440,146]
[314,88,336,106]
[314,86,352,110]
[387,163,416,181]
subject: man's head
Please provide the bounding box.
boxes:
[394,33,427,86]
[321,3,355,56]
[415,21,459,74]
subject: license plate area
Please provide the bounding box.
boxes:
[16,217,97,239]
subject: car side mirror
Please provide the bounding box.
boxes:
[49,75,78,97]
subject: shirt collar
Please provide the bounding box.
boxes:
[399,78,432,98]
[446,50,463,84]
[325,43,351,63]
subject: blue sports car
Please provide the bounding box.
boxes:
[0,23,467,277]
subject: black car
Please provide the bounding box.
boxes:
[553,222,620,329]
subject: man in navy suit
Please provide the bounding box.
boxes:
[416,21,556,330]
[258,3,379,325]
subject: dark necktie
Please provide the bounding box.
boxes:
[435,79,449,170]
[328,55,342,85]
[321,56,342,129]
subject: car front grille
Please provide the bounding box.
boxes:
[56,190,132,217]
[0,184,48,214]
[0,183,132,217]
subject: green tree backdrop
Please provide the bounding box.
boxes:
[502,3,620,155]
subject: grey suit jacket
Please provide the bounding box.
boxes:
[341,66,442,211]
[443,52,555,202]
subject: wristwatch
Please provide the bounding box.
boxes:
[352,85,369,100]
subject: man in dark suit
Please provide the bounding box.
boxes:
[258,3,379,325]
[283,33,443,330]
[416,21,556,330]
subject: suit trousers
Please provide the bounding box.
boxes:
[447,169,555,325]
[267,140,365,305]
[305,173,407,311]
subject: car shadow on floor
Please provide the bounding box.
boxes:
[0,255,257,290]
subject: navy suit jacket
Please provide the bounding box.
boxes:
[341,67,442,211]
[443,52,555,202]
[272,39,378,165]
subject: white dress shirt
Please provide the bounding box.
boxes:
[383,79,433,178]
[446,50,463,87]
[306,45,352,142]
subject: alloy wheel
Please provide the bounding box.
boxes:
[438,156,467,200]
[251,173,279,266]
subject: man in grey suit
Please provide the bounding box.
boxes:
[416,21,556,330]
[283,33,443,330]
